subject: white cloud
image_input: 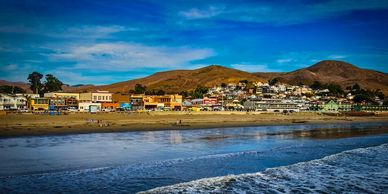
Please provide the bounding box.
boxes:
[276,58,293,64]
[46,42,215,71]
[328,54,347,59]
[179,5,225,19]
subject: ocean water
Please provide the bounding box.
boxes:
[0,122,387,193]
[143,143,388,193]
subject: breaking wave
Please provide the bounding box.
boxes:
[141,143,388,193]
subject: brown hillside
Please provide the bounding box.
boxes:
[0,80,31,93]
[266,60,388,93]
[2,61,387,94]
[73,65,266,93]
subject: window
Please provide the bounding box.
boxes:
[98,96,101,100]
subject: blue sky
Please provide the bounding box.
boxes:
[1,0,388,85]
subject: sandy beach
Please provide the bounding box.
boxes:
[1,111,388,137]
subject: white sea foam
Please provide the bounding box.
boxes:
[141,143,388,194]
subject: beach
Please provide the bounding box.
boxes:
[1,111,388,137]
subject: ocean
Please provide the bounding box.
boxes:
[0,122,387,193]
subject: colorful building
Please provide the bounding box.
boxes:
[29,98,50,111]
[112,93,131,110]
[112,93,130,103]
[130,95,144,110]
[322,100,339,112]
[101,102,120,111]
[143,94,182,110]
[203,97,218,105]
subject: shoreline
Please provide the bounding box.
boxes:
[1,112,388,138]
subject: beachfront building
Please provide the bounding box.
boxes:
[44,92,80,110]
[130,95,144,111]
[79,91,112,103]
[142,94,183,111]
[101,102,120,111]
[29,98,50,111]
[112,93,131,110]
[0,94,28,110]
[78,102,101,112]
[44,92,80,100]
[244,100,300,112]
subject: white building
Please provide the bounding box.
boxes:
[0,94,28,110]
[78,102,101,112]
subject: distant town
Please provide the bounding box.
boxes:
[1,71,387,114]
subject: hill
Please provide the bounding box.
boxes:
[0,80,31,93]
[257,60,388,94]
[1,60,387,94]
[68,65,266,93]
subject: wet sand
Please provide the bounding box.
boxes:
[0,111,387,137]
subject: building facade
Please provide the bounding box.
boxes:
[44,92,80,100]
[29,98,50,111]
[80,91,112,103]
[78,102,101,112]
[0,94,27,110]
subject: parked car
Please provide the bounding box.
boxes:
[67,107,78,112]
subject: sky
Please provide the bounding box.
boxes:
[0,0,388,85]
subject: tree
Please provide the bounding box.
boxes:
[191,86,208,98]
[245,81,256,93]
[28,72,43,94]
[351,83,361,91]
[156,89,165,95]
[374,89,385,100]
[310,81,323,90]
[326,83,344,96]
[134,84,147,94]
[145,89,155,95]
[353,93,372,104]
[43,74,63,92]
[0,85,26,94]
[268,78,279,86]
[239,80,249,84]
[179,91,189,98]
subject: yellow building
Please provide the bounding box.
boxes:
[29,98,50,111]
[143,94,182,110]
[44,92,80,100]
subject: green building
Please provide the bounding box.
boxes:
[322,100,339,112]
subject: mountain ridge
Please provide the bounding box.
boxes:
[1,60,387,94]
